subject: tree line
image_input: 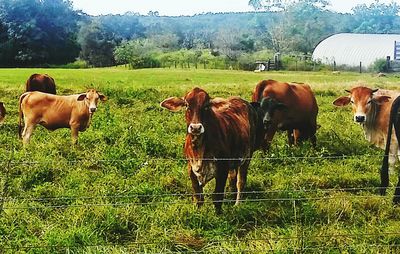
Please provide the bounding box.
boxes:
[0,0,399,69]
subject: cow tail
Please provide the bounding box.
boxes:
[18,93,28,139]
[381,96,400,195]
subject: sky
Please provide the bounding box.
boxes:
[70,0,396,16]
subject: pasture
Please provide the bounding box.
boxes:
[1,68,400,253]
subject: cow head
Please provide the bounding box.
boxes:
[77,89,107,114]
[160,87,212,139]
[0,102,5,124]
[259,97,287,129]
[333,87,390,124]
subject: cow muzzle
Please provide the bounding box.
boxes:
[354,115,366,123]
[89,107,97,113]
[188,123,204,135]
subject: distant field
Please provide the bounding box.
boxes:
[1,68,400,253]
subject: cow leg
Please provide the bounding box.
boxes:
[22,121,36,145]
[213,163,228,214]
[228,169,237,197]
[287,129,295,145]
[263,127,277,151]
[188,164,204,208]
[235,160,249,206]
[71,126,79,144]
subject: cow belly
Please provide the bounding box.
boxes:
[40,120,70,130]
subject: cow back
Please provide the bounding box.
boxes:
[25,74,57,94]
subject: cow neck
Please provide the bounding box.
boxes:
[364,102,378,131]
[78,97,92,129]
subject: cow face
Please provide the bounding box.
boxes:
[160,87,211,137]
[77,89,107,114]
[259,97,287,129]
[333,87,390,124]
[0,102,5,124]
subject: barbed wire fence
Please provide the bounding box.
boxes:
[1,153,400,252]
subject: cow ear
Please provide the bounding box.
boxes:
[333,96,351,106]
[374,95,391,105]
[77,94,86,101]
[98,93,107,102]
[160,97,186,112]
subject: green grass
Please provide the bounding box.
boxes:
[1,68,400,253]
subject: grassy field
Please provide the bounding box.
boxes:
[1,68,400,253]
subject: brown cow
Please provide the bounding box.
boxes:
[18,89,107,144]
[333,87,397,153]
[161,87,264,213]
[252,79,319,150]
[25,73,57,94]
[333,87,400,201]
[0,102,5,124]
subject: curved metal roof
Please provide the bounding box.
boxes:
[312,33,400,67]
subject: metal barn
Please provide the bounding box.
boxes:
[312,33,400,68]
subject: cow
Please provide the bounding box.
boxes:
[0,102,5,124]
[25,73,57,94]
[381,95,400,203]
[333,86,400,202]
[160,87,264,214]
[18,89,107,144]
[252,79,319,150]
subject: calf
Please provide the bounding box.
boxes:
[161,87,263,213]
[252,79,319,150]
[18,89,107,144]
[25,73,57,94]
[333,87,400,202]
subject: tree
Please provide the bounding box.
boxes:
[0,0,80,66]
[78,20,117,67]
[352,0,400,34]
[248,0,330,11]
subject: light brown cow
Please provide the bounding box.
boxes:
[25,73,57,94]
[18,89,107,144]
[252,79,319,150]
[333,87,400,193]
[333,87,398,154]
[0,102,5,124]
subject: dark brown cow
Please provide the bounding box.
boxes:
[252,79,319,150]
[18,89,107,144]
[0,102,5,124]
[161,87,263,213]
[25,73,56,94]
[381,95,400,203]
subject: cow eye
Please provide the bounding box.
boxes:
[367,100,372,104]
[350,100,354,104]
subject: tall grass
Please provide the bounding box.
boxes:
[0,68,400,253]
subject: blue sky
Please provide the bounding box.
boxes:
[70,0,396,16]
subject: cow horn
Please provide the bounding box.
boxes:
[372,89,379,93]
[345,89,350,93]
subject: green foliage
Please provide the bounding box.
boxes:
[371,58,389,73]
[1,68,400,252]
[78,20,118,67]
[0,0,80,66]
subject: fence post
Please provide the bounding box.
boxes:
[359,62,362,73]
[333,61,336,71]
